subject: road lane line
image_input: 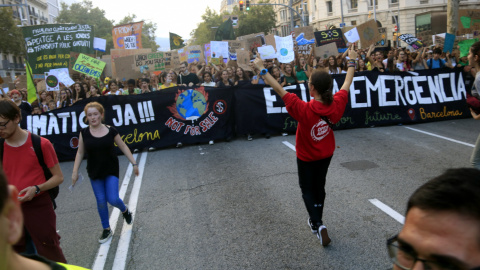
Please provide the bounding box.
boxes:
[112,151,148,270]
[92,153,138,270]
[369,199,405,224]
[405,127,475,148]
[283,141,296,152]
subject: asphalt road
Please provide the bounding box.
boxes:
[53,118,480,270]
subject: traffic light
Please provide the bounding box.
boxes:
[239,0,244,11]
[246,0,250,10]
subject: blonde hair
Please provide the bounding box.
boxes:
[84,102,105,124]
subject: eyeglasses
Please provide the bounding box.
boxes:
[387,235,480,270]
[0,119,10,129]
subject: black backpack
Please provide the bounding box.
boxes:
[0,133,59,210]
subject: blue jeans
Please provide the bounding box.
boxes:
[90,175,127,229]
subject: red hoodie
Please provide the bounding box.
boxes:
[282,90,348,162]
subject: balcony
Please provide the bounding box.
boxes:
[40,15,48,22]
[348,8,358,13]
[30,11,38,18]
[368,5,378,10]
[1,60,9,70]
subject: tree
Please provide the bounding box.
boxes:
[190,7,225,45]
[56,0,114,54]
[117,14,159,52]
[233,2,276,37]
[0,7,25,56]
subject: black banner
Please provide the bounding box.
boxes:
[23,68,470,161]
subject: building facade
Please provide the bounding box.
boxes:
[1,0,50,79]
[308,0,479,47]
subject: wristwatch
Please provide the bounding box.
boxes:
[259,69,268,76]
[34,185,40,194]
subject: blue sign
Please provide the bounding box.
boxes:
[340,23,346,28]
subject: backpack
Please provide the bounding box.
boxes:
[428,58,445,69]
[0,133,59,210]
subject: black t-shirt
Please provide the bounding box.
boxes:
[177,72,200,86]
[81,125,119,180]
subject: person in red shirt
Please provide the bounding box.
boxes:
[252,46,357,247]
[0,99,66,262]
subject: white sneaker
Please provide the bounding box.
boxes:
[317,225,331,247]
[209,140,214,145]
[282,133,288,136]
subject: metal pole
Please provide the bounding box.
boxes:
[397,0,400,48]
[289,0,294,33]
[340,0,344,24]
[373,0,376,21]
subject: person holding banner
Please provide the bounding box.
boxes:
[177,62,199,87]
[216,70,234,88]
[160,73,177,90]
[56,89,72,109]
[253,46,358,247]
[71,102,137,244]
[468,41,480,170]
[104,81,122,95]
[234,67,251,87]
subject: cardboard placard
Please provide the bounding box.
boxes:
[275,35,295,63]
[235,49,252,71]
[356,19,382,48]
[186,45,204,63]
[399,33,424,50]
[69,52,95,75]
[227,40,245,60]
[264,34,276,50]
[314,29,347,49]
[417,30,433,47]
[315,42,338,59]
[164,50,180,69]
[204,43,211,64]
[73,53,106,78]
[112,21,144,49]
[36,80,46,92]
[16,75,27,90]
[375,27,388,47]
[115,55,141,81]
[237,32,265,41]
[210,41,229,59]
[458,10,480,36]
[178,48,188,63]
[100,55,112,77]
[134,52,166,72]
[110,48,152,77]
[245,36,263,53]
[294,26,315,46]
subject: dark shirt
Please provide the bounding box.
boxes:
[177,72,200,86]
[216,80,234,88]
[81,126,119,180]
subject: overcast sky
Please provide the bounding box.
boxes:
[61,0,221,39]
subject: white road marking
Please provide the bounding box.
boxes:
[112,151,148,270]
[283,141,296,152]
[369,199,405,224]
[92,153,138,270]
[405,127,475,148]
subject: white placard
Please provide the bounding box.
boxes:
[94,37,106,52]
[257,45,278,60]
[274,35,294,63]
[210,41,229,59]
[48,68,75,87]
[124,36,137,49]
[344,27,360,43]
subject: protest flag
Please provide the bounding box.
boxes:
[215,18,236,41]
[170,32,185,50]
[26,61,37,104]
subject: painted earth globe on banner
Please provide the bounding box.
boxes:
[176,89,207,120]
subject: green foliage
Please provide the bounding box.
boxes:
[0,7,25,55]
[233,2,276,37]
[190,2,276,45]
[117,14,159,52]
[56,0,114,54]
[190,7,225,45]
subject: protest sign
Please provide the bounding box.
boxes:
[112,21,143,49]
[16,75,27,90]
[274,35,294,63]
[187,45,204,63]
[356,20,381,48]
[124,36,138,49]
[22,24,95,75]
[443,33,455,53]
[73,53,106,78]
[294,26,315,46]
[69,52,94,75]
[459,38,479,57]
[44,72,60,91]
[236,49,252,71]
[375,27,388,47]
[178,48,188,63]
[264,34,276,50]
[245,36,263,53]
[134,52,165,72]
[110,48,151,78]
[237,32,264,41]
[101,55,112,77]
[48,68,74,87]
[223,15,239,28]
[344,27,360,43]
[164,51,180,69]
[210,58,223,65]
[93,37,106,52]
[417,30,433,47]
[458,10,480,35]
[257,45,277,60]
[398,34,424,50]
[314,29,347,51]
[315,42,338,59]
[115,55,139,80]
[227,40,244,60]
[211,41,229,59]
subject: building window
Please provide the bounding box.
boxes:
[392,15,398,24]
[350,0,358,9]
[370,0,378,6]
[351,20,357,25]
[326,1,332,13]
[390,0,398,3]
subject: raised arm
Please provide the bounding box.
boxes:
[366,44,376,65]
[254,58,288,98]
[340,46,358,92]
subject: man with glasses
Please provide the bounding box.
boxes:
[177,61,200,87]
[0,99,66,263]
[387,168,480,270]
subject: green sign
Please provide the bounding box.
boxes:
[73,53,106,78]
[22,24,95,74]
[459,38,479,58]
